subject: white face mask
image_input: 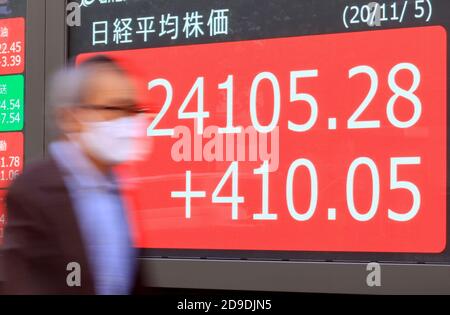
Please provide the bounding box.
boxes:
[70,115,151,165]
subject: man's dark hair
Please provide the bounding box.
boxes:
[78,54,126,74]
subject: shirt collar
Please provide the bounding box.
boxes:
[49,140,118,191]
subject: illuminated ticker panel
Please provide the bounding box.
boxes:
[0,1,26,244]
[69,0,449,262]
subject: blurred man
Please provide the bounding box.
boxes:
[1,56,149,294]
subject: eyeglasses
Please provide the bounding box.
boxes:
[76,104,151,115]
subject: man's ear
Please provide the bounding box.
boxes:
[54,106,83,134]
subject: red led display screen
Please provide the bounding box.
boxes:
[0,17,25,75]
[79,26,447,253]
[0,132,24,189]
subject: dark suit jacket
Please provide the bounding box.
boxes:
[1,158,144,295]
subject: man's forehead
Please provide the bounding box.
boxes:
[85,69,135,97]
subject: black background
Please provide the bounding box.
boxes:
[0,0,26,19]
